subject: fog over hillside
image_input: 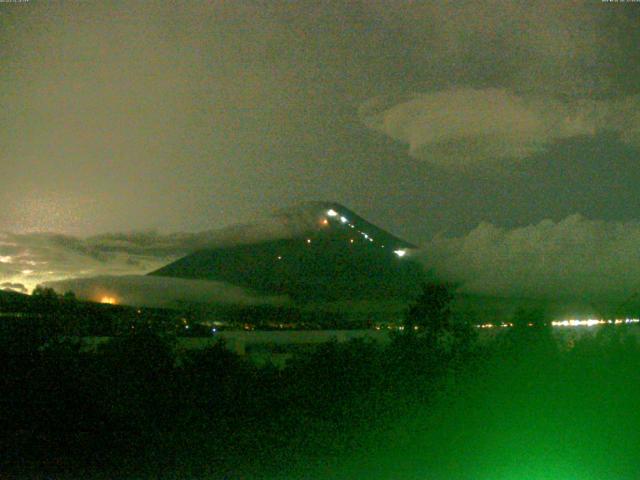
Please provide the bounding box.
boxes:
[43,275,286,309]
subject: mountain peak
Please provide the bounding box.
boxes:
[150,201,422,301]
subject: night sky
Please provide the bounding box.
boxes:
[2,1,640,296]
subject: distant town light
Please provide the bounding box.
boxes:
[277,255,282,260]
[306,238,312,244]
[551,318,640,327]
[327,209,338,217]
[340,216,348,223]
[321,218,329,226]
[350,238,354,243]
[100,296,117,305]
[393,249,407,258]
[471,318,640,329]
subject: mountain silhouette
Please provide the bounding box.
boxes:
[149,202,424,301]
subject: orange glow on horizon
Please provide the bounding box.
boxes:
[100,296,117,305]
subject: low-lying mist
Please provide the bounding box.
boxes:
[4,213,640,306]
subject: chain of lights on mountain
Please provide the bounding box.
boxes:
[323,208,407,257]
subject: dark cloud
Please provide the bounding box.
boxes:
[369,0,638,96]
[356,2,640,173]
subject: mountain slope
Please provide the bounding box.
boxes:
[149,202,424,301]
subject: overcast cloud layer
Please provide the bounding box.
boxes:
[2,2,640,239]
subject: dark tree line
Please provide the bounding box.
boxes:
[0,282,482,478]
[6,281,629,479]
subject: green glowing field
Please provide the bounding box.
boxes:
[330,331,640,480]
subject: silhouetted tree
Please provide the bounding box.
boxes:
[31,285,59,313]
[32,285,58,299]
[404,281,455,340]
[96,332,177,432]
[62,290,77,301]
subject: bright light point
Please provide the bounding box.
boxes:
[0,255,12,263]
[277,255,282,260]
[321,218,329,226]
[363,233,369,239]
[100,296,117,305]
[393,249,406,257]
[551,318,640,327]
[340,216,348,223]
[327,209,338,217]
[306,238,312,244]
[350,239,354,243]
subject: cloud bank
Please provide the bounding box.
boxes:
[421,214,640,300]
[6,210,640,303]
[0,231,180,294]
[0,204,328,292]
[44,275,285,309]
[360,89,640,170]
[0,282,28,294]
